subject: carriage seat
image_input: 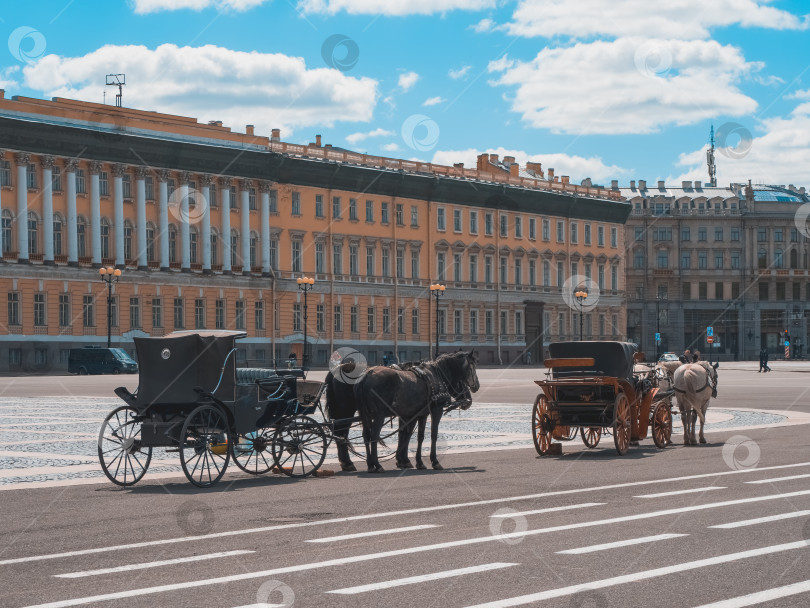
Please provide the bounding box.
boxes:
[236,368,278,385]
[548,341,637,383]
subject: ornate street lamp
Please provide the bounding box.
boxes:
[574,289,588,341]
[99,266,122,348]
[296,276,315,368]
[430,283,446,359]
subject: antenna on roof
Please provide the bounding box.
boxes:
[105,74,125,107]
[706,124,717,187]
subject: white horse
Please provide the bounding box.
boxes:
[673,361,719,445]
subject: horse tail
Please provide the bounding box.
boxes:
[324,371,337,421]
[353,373,373,441]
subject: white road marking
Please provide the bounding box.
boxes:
[689,579,810,607]
[556,533,687,555]
[709,510,810,529]
[489,503,603,518]
[5,461,810,567]
[634,487,726,499]
[231,604,285,608]
[327,562,518,595]
[463,542,809,607]
[745,473,810,484]
[306,524,439,543]
[20,490,810,608]
[54,550,255,578]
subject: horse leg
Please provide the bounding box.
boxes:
[430,407,444,470]
[415,415,428,470]
[335,420,356,472]
[396,418,415,469]
[698,401,708,444]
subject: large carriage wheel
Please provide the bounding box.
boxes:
[613,393,632,456]
[532,395,555,456]
[580,427,602,448]
[651,402,673,449]
[179,404,231,488]
[231,429,274,475]
[98,405,152,486]
[272,415,328,478]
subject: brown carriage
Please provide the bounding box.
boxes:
[532,341,672,456]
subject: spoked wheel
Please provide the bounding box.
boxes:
[231,429,274,475]
[532,395,556,456]
[652,402,673,449]
[613,392,632,456]
[98,405,152,486]
[347,420,397,462]
[180,404,231,488]
[272,415,328,477]
[562,425,578,441]
[580,427,602,448]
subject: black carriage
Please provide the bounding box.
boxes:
[97,330,328,488]
[532,341,672,456]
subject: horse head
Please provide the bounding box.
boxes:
[435,351,480,409]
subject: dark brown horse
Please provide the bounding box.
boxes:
[355,351,480,473]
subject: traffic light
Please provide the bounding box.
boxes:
[785,329,790,344]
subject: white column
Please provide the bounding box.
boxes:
[159,170,170,271]
[66,159,78,266]
[15,153,30,261]
[201,174,212,274]
[260,181,271,276]
[240,179,251,275]
[180,172,190,272]
[113,164,125,267]
[220,177,232,273]
[42,155,54,264]
[89,161,102,267]
[135,167,148,270]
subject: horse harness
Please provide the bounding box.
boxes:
[673,367,718,399]
[410,365,453,411]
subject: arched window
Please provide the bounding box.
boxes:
[758,249,767,269]
[230,229,240,266]
[53,213,64,256]
[27,211,39,255]
[146,222,156,263]
[210,228,219,267]
[774,248,783,269]
[100,218,111,260]
[1,209,13,254]
[790,248,798,269]
[123,219,134,262]
[168,224,178,263]
[77,215,88,258]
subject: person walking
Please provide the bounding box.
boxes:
[760,347,771,372]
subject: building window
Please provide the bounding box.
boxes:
[454,253,462,282]
[557,221,565,243]
[715,254,724,269]
[291,241,302,273]
[367,306,376,333]
[500,310,507,335]
[485,256,493,284]
[411,309,419,334]
[758,249,767,269]
[543,260,550,286]
[397,307,405,334]
[454,309,462,335]
[267,189,277,212]
[124,222,133,261]
[382,307,390,334]
[332,196,341,219]
[76,169,86,194]
[410,205,418,227]
[453,209,462,232]
[146,226,155,262]
[169,225,178,264]
[557,261,565,287]
[437,207,446,231]
[500,257,508,284]
[396,203,404,226]
[292,303,301,332]
[774,249,784,269]
[715,282,724,299]
[7,293,21,326]
[194,299,205,329]
[682,282,691,300]
[315,242,325,274]
[437,252,446,281]
[757,228,767,242]
[28,213,38,255]
[349,245,359,276]
[52,165,62,191]
[529,217,536,240]
[470,211,478,234]
[699,282,708,300]
[9,348,22,367]
[315,194,324,218]
[381,202,389,224]
[698,251,707,269]
[634,251,644,269]
[130,297,141,329]
[365,200,373,222]
[58,294,70,327]
[681,228,690,241]
[152,298,162,328]
[570,221,577,244]
[248,233,256,268]
[349,198,358,221]
[470,255,478,283]
[333,305,342,332]
[715,228,723,241]
[597,225,605,246]
[775,228,783,242]
[235,300,245,330]
[333,243,343,274]
[396,248,404,278]
[485,213,493,236]
[82,295,94,327]
[759,282,769,301]
[145,176,154,200]
[101,220,111,260]
[500,215,508,237]
[215,300,225,329]
[26,163,38,189]
[611,227,618,247]
[350,305,358,333]
[173,298,184,329]
[470,309,478,336]
[255,301,264,330]
[0,160,12,186]
[291,191,301,216]
[731,252,741,269]
[366,246,375,277]
[731,228,740,241]
[122,174,132,199]
[514,258,522,285]
[411,249,420,278]
[381,246,390,277]
[598,264,605,290]
[485,310,493,335]
[611,265,618,291]
[269,238,278,270]
[249,187,257,211]
[681,252,691,268]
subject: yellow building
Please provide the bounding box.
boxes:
[0,92,630,372]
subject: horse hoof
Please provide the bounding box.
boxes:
[396,461,414,469]
[416,462,427,470]
[341,462,357,472]
[432,462,443,470]
[699,437,706,444]
[368,465,385,474]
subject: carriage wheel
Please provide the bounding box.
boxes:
[179,404,231,488]
[580,427,602,448]
[532,395,555,456]
[613,393,631,456]
[652,402,673,449]
[231,429,274,475]
[98,406,152,486]
[272,415,328,478]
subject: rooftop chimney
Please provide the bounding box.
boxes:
[611,179,619,190]
[630,180,636,190]
[525,162,543,178]
[695,180,702,189]
[208,120,223,127]
[489,153,499,164]
[682,180,692,190]
[316,134,322,147]
[453,162,464,169]
[548,168,555,180]
[658,180,665,190]
[0,89,4,99]
[245,125,254,136]
[271,128,281,143]
[639,179,647,190]
[509,163,520,177]
[477,154,490,172]
[503,155,516,165]
[581,177,593,188]
[561,176,570,184]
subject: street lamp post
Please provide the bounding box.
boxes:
[99,266,122,348]
[574,289,588,341]
[430,283,445,359]
[296,276,315,368]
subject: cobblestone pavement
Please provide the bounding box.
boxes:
[0,396,805,489]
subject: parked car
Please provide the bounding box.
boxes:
[68,347,138,375]
[658,352,679,363]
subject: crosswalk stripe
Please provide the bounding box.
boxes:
[690,579,810,607]
[709,510,810,529]
[556,533,687,555]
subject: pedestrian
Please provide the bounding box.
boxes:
[679,349,692,364]
[760,347,771,372]
[692,350,701,362]
[526,351,532,365]
[287,352,297,369]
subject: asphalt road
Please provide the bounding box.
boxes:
[1,366,809,607]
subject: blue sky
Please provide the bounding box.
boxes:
[2,0,809,187]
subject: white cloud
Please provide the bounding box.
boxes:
[489,38,758,135]
[431,147,629,183]
[423,96,445,106]
[131,0,266,13]
[672,104,810,188]
[0,66,21,90]
[449,65,471,79]
[381,142,400,152]
[506,0,809,40]
[471,17,496,33]
[398,71,419,91]
[21,43,378,136]
[297,0,494,16]
[786,89,810,100]
[345,127,395,144]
